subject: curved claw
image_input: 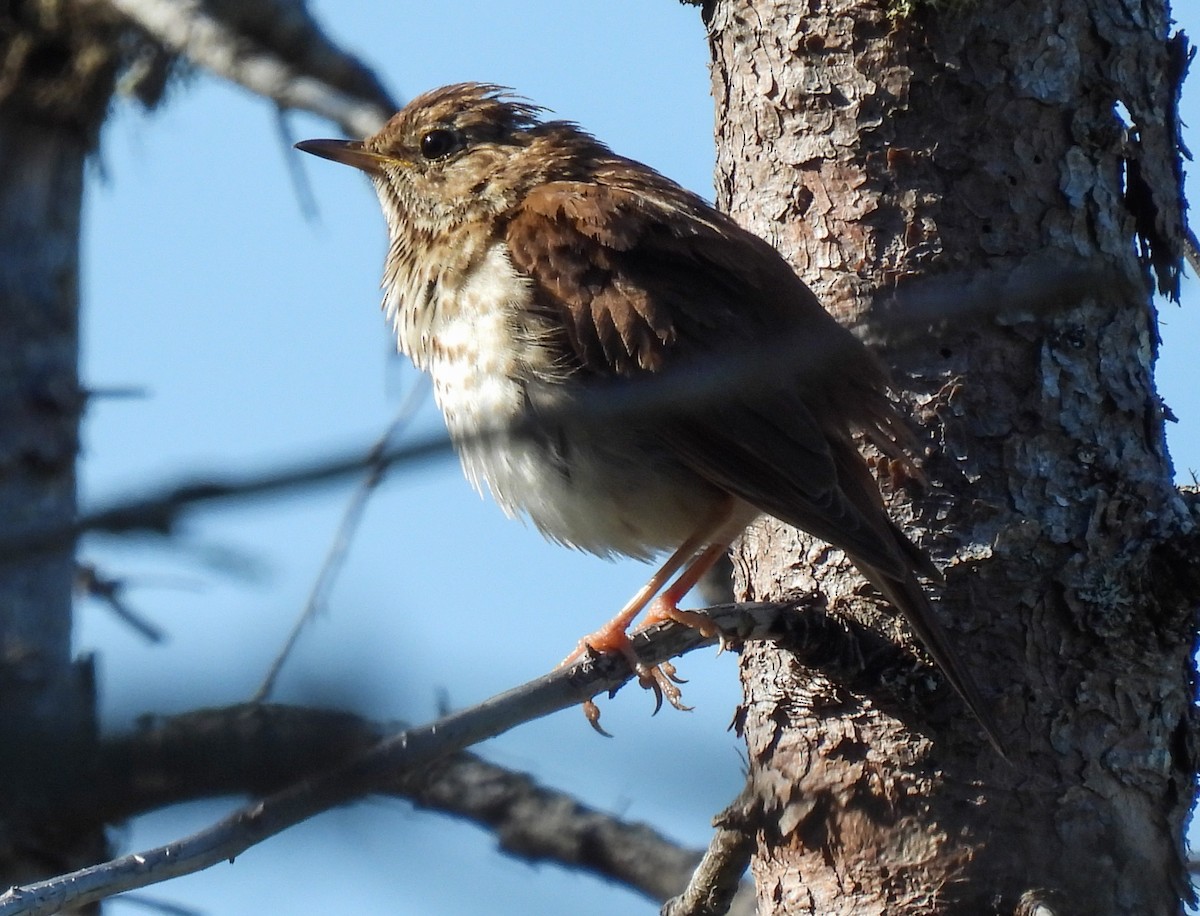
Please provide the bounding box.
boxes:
[648,664,691,712]
[660,660,688,685]
[566,610,701,728]
[645,676,665,715]
[583,699,613,737]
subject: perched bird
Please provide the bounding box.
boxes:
[298,83,999,749]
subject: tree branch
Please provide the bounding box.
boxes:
[0,429,459,564]
[2,601,824,916]
[661,788,758,916]
[399,750,705,904]
[89,706,708,905]
[0,259,1115,568]
[106,0,397,136]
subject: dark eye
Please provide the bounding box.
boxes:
[419,128,463,160]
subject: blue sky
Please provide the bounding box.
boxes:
[77,3,1199,914]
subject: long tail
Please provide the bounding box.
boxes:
[855,559,1009,760]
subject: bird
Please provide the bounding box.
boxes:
[297,82,1001,750]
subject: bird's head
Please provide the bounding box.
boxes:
[298,83,598,238]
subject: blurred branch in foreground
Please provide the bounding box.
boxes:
[0,259,1118,566]
[252,378,429,702]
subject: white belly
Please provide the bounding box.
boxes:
[425,245,725,559]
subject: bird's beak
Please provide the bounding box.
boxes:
[294,138,399,174]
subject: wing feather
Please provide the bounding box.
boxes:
[505,176,1003,749]
[504,178,911,573]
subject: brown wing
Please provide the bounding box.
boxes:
[504,178,913,577]
[506,178,1004,751]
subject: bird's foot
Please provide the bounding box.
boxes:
[637,596,728,653]
[560,617,691,734]
[638,597,718,635]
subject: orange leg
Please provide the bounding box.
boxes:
[639,540,731,638]
[561,498,745,730]
[559,525,711,668]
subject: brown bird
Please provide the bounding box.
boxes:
[298,83,1000,749]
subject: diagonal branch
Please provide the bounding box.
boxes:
[92,706,709,905]
[106,0,397,136]
[660,786,758,916]
[252,379,429,702]
[0,600,846,916]
[0,259,1113,568]
[400,750,705,904]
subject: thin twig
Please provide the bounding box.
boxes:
[252,379,429,702]
[661,789,758,916]
[0,602,804,916]
[274,106,319,220]
[108,0,396,137]
[0,259,1111,568]
[75,563,166,644]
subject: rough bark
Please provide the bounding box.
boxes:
[705,0,1195,912]
[0,1,124,902]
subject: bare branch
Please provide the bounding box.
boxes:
[0,601,822,915]
[399,750,704,903]
[89,705,707,903]
[0,429,457,564]
[252,380,429,702]
[106,0,397,136]
[661,790,758,916]
[0,258,1115,569]
[74,563,166,643]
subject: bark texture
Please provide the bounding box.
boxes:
[0,0,123,901]
[705,0,1195,912]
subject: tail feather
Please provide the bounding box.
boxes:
[822,435,1006,757]
[856,559,1009,760]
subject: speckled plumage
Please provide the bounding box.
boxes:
[297,83,1001,751]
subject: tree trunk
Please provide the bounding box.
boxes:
[0,2,122,903]
[705,0,1195,911]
